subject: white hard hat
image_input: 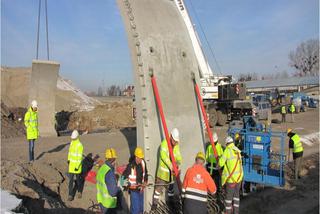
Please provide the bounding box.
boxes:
[213,132,218,142]
[71,130,79,140]
[31,100,38,108]
[171,128,180,142]
[225,136,234,144]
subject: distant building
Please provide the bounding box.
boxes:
[245,76,319,93]
[123,85,135,97]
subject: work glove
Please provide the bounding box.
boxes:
[241,152,249,158]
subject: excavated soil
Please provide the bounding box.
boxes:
[67,102,135,132]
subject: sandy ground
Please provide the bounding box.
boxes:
[1,109,319,213]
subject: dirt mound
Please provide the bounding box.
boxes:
[1,66,101,112]
[1,102,26,138]
[67,102,135,132]
[1,160,66,211]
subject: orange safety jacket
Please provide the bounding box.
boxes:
[128,160,146,189]
[182,164,216,203]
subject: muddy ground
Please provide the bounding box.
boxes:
[1,108,319,213]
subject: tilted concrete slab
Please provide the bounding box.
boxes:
[117,0,206,210]
[29,60,60,137]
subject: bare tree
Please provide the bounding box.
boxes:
[238,72,258,82]
[289,39,319,76]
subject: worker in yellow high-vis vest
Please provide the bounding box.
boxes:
[287,129,304,179]
[96,148,120,214]
[24,100,39,162]
[281,104,287,123]
[205,132,224,191]
[151,128,182,211]
[289,103,295,123]
[67,130,84,201]
[219,136,243,214]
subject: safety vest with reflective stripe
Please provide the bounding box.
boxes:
[96,164,117,208]
[219,143,243,186]
[290,104,295,113]
[281,106,286,114]
[291,134,304,153]
[205,142,224,174]
[128,160,146,187]
[182,164,216,203]
[156,139,182,182]
[24,108,39,140]
[68,139,83,174]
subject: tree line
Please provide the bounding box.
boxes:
[238,38,319,82]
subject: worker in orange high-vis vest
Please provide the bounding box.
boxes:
[182,152,216,214]
[219,136,243,214]
[122,147,148,214]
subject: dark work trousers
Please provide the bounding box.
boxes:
[28,139,35,161]
[152,177,174,208]
[281,113,286,123]
[294,156,303,179]
[183,198,207,214]
[211,169,221,193]
[68,173,84,197]
[130,190,144,214]
[225,183,241,214]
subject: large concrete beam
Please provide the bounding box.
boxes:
[29,60,60,137]
[117,0,206,210]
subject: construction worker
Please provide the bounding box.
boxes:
[151,128,182,211]
[67,130,84,201]
[182,152,216,214]
[96,148,120,213]
[219,136,243,214]
[281,104,287,123]
[122,147,148,214]
[287,129,304,179]
[24,100,39,162]
[289,102,295,122]
[205,132,223,191]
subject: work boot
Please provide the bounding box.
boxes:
[68,195,74,201]
[77,192,82,199]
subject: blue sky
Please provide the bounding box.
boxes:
[1,0,319,92]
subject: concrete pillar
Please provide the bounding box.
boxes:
[117,0,206,210]
[29,60,60,137]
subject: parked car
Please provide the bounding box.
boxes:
[253,101,272,122]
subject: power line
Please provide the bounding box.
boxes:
[185,0,223,75]
[35,0,50,60]
[45,0,50,60]
[36,0,41,59]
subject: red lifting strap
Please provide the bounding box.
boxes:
[193,81,220,174]
[151,75,182,191]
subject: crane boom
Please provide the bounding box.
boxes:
[173,0,213,78]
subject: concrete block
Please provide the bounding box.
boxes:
[117,0,206,210]
[29,60,60,137]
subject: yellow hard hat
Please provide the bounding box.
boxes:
[235,133,240,140]
[134,147,144,159]
[105,148,117,159]
[196,152,205,160]
[287,128,292,133]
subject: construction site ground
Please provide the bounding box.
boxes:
[1,106,319,213]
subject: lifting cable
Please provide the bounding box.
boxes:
[150,73,182,192]
[35,0,50,60]
[186,0,223,75]
[193,77,221,175]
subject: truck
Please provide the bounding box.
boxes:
[174,0,253,126]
